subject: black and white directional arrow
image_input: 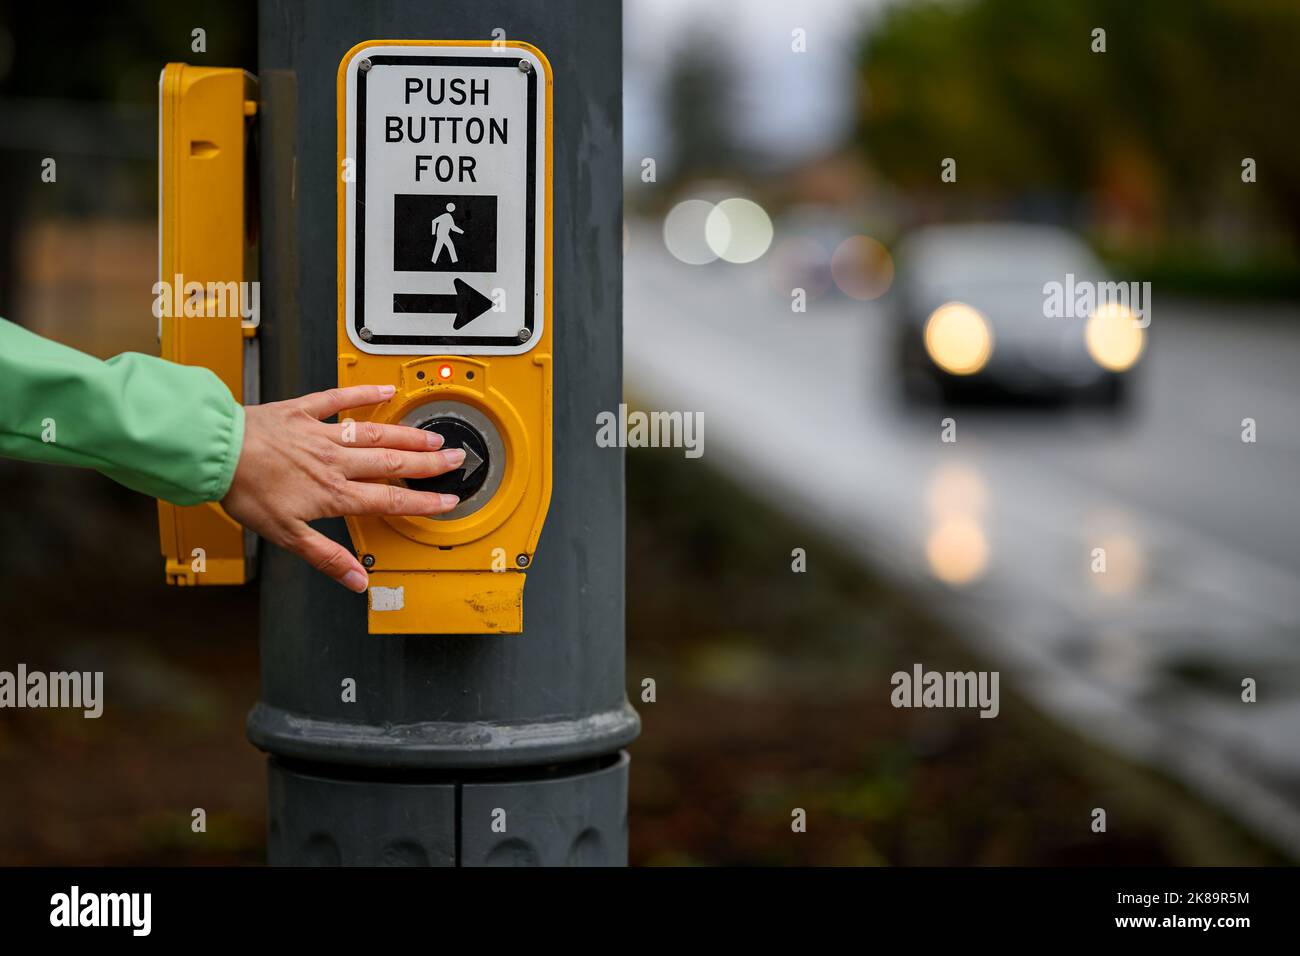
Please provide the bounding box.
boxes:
[459,444,484,480]
[392,278,494,329]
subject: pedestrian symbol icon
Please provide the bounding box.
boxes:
[431,203,464,265]
[393,193,497,274]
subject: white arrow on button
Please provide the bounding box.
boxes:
[459,445,484,480]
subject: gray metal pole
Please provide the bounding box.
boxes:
[250,0,635,866]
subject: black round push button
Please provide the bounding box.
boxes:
[409,417,490,500]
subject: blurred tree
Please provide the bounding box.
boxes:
[856,0,1300,244]
[663,27,743,187]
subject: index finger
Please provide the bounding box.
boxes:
[297,384,396,420]
[326,419,445,451]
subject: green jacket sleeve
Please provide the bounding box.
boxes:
[0,318,244,506]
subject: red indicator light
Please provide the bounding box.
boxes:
[437,364,453,380]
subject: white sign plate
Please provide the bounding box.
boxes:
[343,44,546,355]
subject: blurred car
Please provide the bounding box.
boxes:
[892,223,1145,405]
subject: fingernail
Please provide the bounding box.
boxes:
[444,448,466,466]
[440,494,460,510]
[426,430,445,449]
[378,385,396,397]
[342,569,367,592]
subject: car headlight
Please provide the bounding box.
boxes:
[924,302,993,375]
[1085,303,1145,371]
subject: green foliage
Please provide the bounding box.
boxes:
[858,0,1300,238]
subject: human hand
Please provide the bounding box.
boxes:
[221,384,464,592]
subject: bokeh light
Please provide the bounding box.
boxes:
[924,302,993,376]
[705,198,774,264]
[1089,533,1144,595]
[1084,510,1146,596]
[830,235,894,300]
[926,515,989,586]
[925,463,990,586]
[766,236,832,299]
[927,461,989,520]
[662,199,717,265]
[1086,302,1146,371]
